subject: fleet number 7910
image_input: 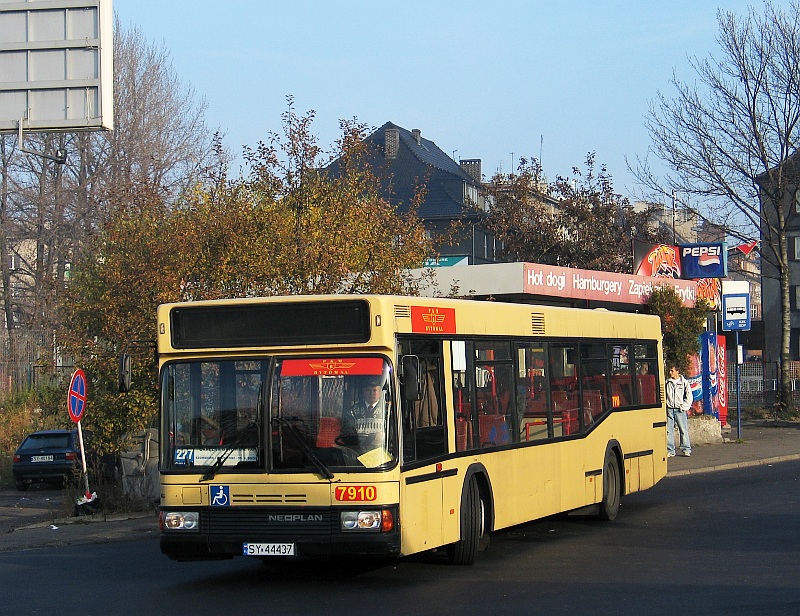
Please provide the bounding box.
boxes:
[335,485,377,501]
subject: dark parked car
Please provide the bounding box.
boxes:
[12,429,86,491]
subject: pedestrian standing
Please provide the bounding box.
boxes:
[665,364,693,457]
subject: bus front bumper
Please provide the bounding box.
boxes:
[159,506,401,561]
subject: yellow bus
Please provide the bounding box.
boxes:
[150,295,666,564]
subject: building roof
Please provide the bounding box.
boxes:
[364,122,481,220]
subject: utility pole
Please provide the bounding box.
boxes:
[671,190,677,244]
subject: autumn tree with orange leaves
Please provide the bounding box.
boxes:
[59,106,434,451]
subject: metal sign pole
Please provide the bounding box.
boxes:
[736,330,742,440]
[76,420,91,498]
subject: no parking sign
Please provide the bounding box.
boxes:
[67,368,93,500]
[68,369,87,423]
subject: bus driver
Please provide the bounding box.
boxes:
[338,376,386,449]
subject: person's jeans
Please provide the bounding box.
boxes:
[666,407,692,455]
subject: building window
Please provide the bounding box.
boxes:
[793,286,800,310]
[794,236,800,260]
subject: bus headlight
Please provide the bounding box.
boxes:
[340,509,394,532]
[161,511,199,531]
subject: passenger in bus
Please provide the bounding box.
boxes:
[338,376,386,449]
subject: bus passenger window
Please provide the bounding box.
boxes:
[474,341,515,448]
[518,345,550,442]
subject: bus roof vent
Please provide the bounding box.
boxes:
[394,305,411,318]
[531,312,546,334]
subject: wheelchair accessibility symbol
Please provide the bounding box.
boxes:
[211,485,230,507]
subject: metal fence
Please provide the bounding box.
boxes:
[0,330,72,394]
[726,361,800,406]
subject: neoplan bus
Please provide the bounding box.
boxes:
[135,295,667,565]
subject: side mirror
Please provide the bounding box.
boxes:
[118,353,132,393]
[401,355,424,401]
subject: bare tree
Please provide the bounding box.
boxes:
[102,19,220,203]
[0,19,219,387]
[484,154,670,272]
[636,1,800,408]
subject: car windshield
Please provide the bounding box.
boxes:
[20,434,71,450]
[161,357,397,474]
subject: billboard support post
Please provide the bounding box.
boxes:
[18,118,67,164]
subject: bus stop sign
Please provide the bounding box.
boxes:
[68,369,87,423]
[721,293,751,331]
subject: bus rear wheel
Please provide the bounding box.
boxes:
[597,451,621,521]
[447,476,484,565]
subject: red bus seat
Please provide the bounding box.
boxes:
[583,389,604,421]
[637,374,657,404]
[479,414,510,447]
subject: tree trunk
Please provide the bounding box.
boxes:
[779,233,793,411]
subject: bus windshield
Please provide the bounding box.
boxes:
[162,357,397,474]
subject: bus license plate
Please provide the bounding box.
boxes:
[243,543,295,557]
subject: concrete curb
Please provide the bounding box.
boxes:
[666,453,800,477]
[9,509,156,533]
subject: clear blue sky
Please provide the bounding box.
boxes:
[114,0,755,199]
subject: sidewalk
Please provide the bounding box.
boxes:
[0,509,157,553]
[666,419,800,476]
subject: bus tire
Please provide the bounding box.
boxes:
[447,476,481,565]
[597,450,621,521]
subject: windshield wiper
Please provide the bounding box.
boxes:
[200,421,258,482]
[274,416,334,480]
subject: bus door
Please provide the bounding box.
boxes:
[399,338,449,554]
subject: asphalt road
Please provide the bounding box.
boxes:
[2,460,799,615]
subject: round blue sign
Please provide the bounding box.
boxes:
[68,369,87,423]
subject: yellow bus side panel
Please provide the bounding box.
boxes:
[401,471,443,554]
[480,445,562,530]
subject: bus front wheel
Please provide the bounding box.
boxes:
[597,451,621,521]
[447,476,484,565]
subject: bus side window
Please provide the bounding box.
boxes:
[400,339,446,463]
[518,345,550,442]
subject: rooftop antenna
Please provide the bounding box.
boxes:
[539,135,543,166]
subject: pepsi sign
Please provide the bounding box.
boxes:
[680,243,727,279]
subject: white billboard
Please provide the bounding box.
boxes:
[0,0,113,133]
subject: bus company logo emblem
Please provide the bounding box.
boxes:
[411,306,456,334]
[211,485,230,507]
[422,312,445,325]
[308,359,356,374]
